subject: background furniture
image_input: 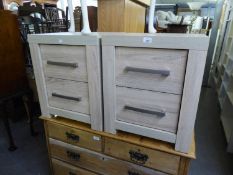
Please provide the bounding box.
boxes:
[42,116,195,175]
[28,33,103,131]
[98,0,149,32]
[102,33,209,153]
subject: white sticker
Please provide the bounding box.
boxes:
[143,37,152,44]
[58,39,63,43]
[93,136,100,141]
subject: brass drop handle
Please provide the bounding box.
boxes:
[52,93,82,102]
[125,67,170,76]
[66,132,80,142]
[66,150,80,161]
[129,150,148,165]
[125,105,166,117]
[47,60,78,68]
[128,171,140,175]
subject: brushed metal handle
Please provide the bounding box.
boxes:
[125,67,170,76]
[66,150,80,161]
[47,60,78,68]
[52,93,81,102]
[125,105,166,117]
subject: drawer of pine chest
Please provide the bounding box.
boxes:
[115,47,187,94]
[104,138,180,175]
[49,139,167,175]
[47,122,102,152]
[40,45,88,82]
[52,158,97,175]
[116,86,181,133]
[46,78,89,114]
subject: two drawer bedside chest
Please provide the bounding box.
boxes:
[41,116,195,175]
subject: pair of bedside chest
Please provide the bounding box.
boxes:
[28,33,209,153]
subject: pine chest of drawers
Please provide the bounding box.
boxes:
[42,116,195,175]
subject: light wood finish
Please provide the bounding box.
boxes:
[50,138,167,175]
[115,47,187,94]
[47,122,102,152]
[46,78,90,114]
[40,45,87,82]
[175,50,207,153]
[98,0,147,33]
[29,33,103,131]
[116,86,181,133]
[104,137,180,174]
[102,33,209,153]
[52,158,97,175]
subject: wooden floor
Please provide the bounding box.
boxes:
[0,87,233,175]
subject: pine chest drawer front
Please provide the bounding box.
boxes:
[115,47,187,95]
[52,158,98,175]
[46,78,90,114]
[47,122,102,152]
[104,138,180,175]
[49,139,167,175]
[116,86,181,133]
[40,44,88,82]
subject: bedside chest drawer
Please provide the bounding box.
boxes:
[40,45,88,82]
[104,138,180,175]
[46,78,90,114]
[116,87,181,133]
[50,139,167,175]
[52,158,97,175]
[47,122,102,152]
[115,47,187,94]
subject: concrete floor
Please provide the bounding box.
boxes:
[0,87,233,175]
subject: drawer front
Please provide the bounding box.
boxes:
[47,122,102,152]
[104,138,180,175]
[49,139,167,175]
[115,47,187,94]
[40,45,88,82]
[52,158,97,175]
[116,87,181,133]
[46,78,90,114]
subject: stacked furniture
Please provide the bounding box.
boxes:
[212,0,233,153]
[29,32,209,174]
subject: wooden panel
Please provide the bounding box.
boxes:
[47,122,102,152]
[86,46,103,131]
[175,50,207,153]
[46,78,90,114]
[116,86,181,133]
[115,47,187,94]
[40,45,88,82]
[104,137,180,175]
[49,139,167,175]
[52,158,97,175]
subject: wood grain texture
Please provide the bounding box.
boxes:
[47,122,102,152]
[175,50,207,153]
[86,46,103,131]
[115,47,187,94]
[116,86,181,133]
[46,78,90,114]
[52,158,98,175]
[49,139,167,175]
[40,45,88,82]
[104,137,180,175]
[102,46,117,133]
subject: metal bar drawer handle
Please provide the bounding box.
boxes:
[66,132,80,142]
[125,105,166,117]
[129,150,148,165]
[128,171,140,175]
[47,60,78,68]
[125,67,170,76]
[66,150,80,161]
[52,93,81,102]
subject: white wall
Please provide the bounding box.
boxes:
[57,0,97,11]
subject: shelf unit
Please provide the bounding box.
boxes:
[212,0,233,153]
